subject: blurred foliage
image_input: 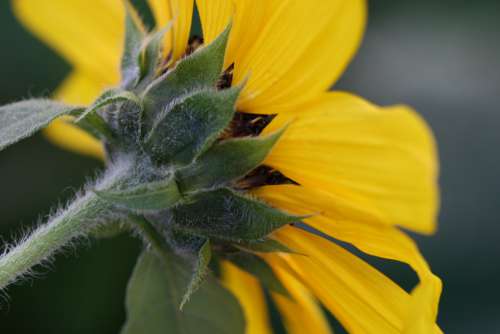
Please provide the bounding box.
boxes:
[0,0,499,333]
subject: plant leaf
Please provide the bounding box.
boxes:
[143,87,240,166]
[141,24,231,129]
[0,99,81,152]
[227,252,291,298]
[180,239,212,310]
[121,250,245,334]
[95,177,182,213]
[121,1,147,89]
[171,188,300,241]
[178,129,285,193]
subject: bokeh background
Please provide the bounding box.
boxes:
[1,1,499,333]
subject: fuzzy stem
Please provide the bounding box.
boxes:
[0,192,112,290]
[0,156,134,291]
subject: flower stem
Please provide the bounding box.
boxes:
[0,192,111,290]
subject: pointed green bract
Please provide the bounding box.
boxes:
[143,87,240,166]
[235,238,295,254]
[141,24,232,129]
[95,177,181,213]
[121,1,147,89]
[178,129,285,193]
[121,250,245,334]
[139,23,173,84]
[74,111,113,141]
[180,239,212,310]
[75,88,142,123]
[77,88,143,145]
[0,99,81,152]
[228,252,291,298]
[171,188,300,241]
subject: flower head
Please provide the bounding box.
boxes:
[8,0,442,333]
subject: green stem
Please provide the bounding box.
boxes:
[0,192,110,290]
[0,162,132,290]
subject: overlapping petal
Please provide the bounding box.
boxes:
[169,0,194,62]
[274,227,412,333]
[255,185,442,332]
[148,0,194,63]
[196,0,366,113]
[221,261,272,334]
[268,261,333,334]
[262,92,439,234]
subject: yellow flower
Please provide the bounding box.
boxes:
[13,0,442,333]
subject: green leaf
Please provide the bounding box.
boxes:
[227,252,291,298]
[143,87,240,166]
[141,24,231,129]
[95,177,182,213]
[121,250,245,334]
[178,129,285,193]
[171,188,300,241]
[235,238,295,254]
[121,1,147,88]
[180,239,212,310]
[0,99,81,152]
[139,23,173,84]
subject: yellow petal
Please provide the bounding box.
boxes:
[221,261,272,334]
[255,185,432,279]
[196,0,279,70]
[148,0,172,27]
[263,92,439,234]
[169,0,194,62]
[195,0,366,112]
[45,71,107,159]
[12,0,123,83]
[256,185,443,333]
[405,278,444,334]
[195,0,233,45]
[274,226,411,333]
[268,260,332,334]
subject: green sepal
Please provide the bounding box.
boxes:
[121,1,147,89]
[75,88,142,123]
[227,252,291,298]
[73,111,112,141]
[178,129,285,193]
[0,99,82,152]
[143,87,240,166]
[141,24,232,129]
[95,177,182,213]
[235,238,295,254]
[121,250,245,334]
[139,23,173,84]
[180,239,212,310]
[171,188,300,241]
[74,88,141,140]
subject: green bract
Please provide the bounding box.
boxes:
[0,4,298,334]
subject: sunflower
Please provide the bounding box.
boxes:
[10,0,442,333]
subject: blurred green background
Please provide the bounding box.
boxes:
[1,1,499,333]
